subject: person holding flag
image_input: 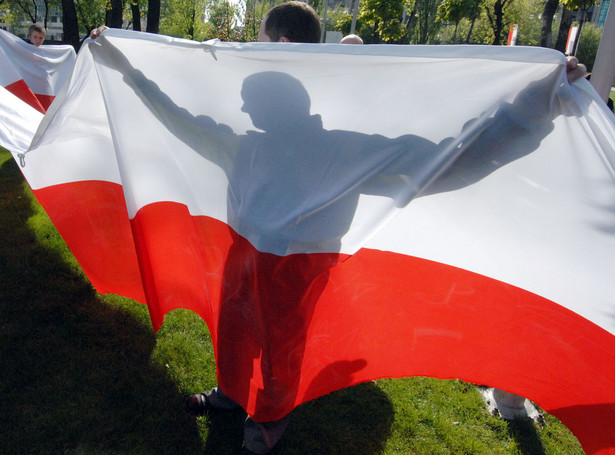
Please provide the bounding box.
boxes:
[87,4,589,455]
[27,23,46,47]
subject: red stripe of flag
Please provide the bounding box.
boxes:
[5,79,46,113]
[34,179,615,454]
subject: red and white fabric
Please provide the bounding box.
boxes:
[0,28,75,112]
[8,29,615,454]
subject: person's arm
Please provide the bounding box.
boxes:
[89,33,239,171]
[90,26,108,39]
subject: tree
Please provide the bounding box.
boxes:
[412,0,444,43]
[1,0,59,27]
[61,0,80,48]
[575,21,602,70]
[209,0,236,40]
[463,0,482,41]
[106,0,124,28]
[159,0,210,40]
[237,0,269,42]
[147,0,159,33]
[13,0,46,23]
[554,4,572,51]
[539,0,559,47]
[503,0,544,45]
[439,0,545,44]
[438,0,484,43]
[484,0,515,44]
[130,0,141,31]
[74,0,106,36]
[359,0,407,43]
[562,0,597,54]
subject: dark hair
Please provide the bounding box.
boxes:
[264,1,321,43]
[28,23,46,36]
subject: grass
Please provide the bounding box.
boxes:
[0,147,585,454]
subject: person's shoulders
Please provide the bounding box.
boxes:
[327,128,436,148]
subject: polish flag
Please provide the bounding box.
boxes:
[0,85,43,156]
[11,30,615,454]
[0,28,75,113]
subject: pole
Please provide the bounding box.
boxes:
[590,0,615,101]
[321,0,329,42]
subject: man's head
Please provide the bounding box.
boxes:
[340,34,363,45]
[28,23,46,46]
[258,1,321,43]
[241,72,311,131]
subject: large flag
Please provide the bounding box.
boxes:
[0,28,75,113]
[7,29,615,454]
[0,28,75,155]
[0,84,43,156]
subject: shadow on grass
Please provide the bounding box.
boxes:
[200,381,394,455]
[1,154,396,455]
[506,417,545,455]
[0,157,204,454]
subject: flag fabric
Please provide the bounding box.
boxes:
[0,84,43,156]
[0,28,75,113]
[0,28,75,155]
[8,29,615,454]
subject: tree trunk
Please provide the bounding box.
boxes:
[490,0,505,45]
[465,3,480,43]
[43,0,49,28]
[554,5,573,52]
[572,9,587,55]
[132,1,141,31]
[16,0,37,22]
[60,0,80,49]
[540,0,559,47]
[147,0,160,34]
[107,0,124,28]
[401,1,418,44]
[188,6,195,39]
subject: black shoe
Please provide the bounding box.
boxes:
[184,392,211,416]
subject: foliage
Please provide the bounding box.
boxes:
[438,10,487,43]
[74,0,106,35]
[334,12,356,37]
[412,0,446,43]
[561,0,596,12]
[483,0,516,44]
[321,3,347,41]
[437,0,483,33]
[208,0,239,41]
[502,0,543,46]
[126,0,146,30]
[159,0,212,40]
[357,0,409,43]
[576,22,602,71]
[333,0,448,44]
[0,0,60,31]
[539,0,559,47]
[234,0,276,42]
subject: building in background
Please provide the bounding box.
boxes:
[0,0,63,42]
[592,0,611,27]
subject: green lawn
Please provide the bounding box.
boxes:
[0,148,585,454]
